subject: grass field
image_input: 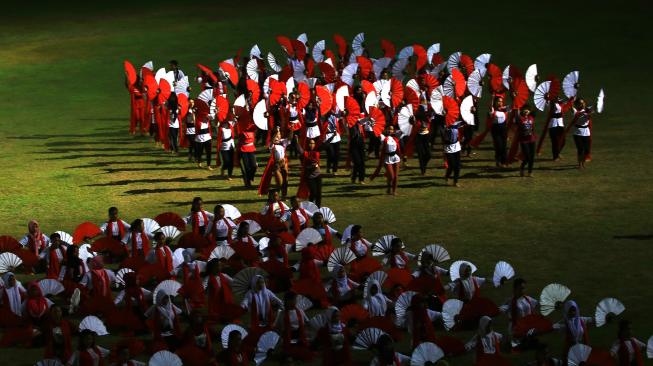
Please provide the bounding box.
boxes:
[0,0,652,364]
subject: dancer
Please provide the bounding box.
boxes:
[516,105,537,177]
[442,119,465,187]
[370,125,402,195]
[100,207,130,241]
[569,98,593,169]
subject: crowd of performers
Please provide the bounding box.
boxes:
[124,33,603,199]
[0,197,647,366]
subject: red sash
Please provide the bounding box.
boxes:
[131,232,151,257]
[91,270,111,298]
[283,308,307,347]
[106,220,126,239]
[192,211,209,234]
[47,247,64,279]
[156,247,173,273]
[250,292,273,329]
[290,209,310,236]
[618,338,644,366]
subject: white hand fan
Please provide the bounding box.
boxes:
[597,89,605,113]
[250,44,261,59]
[442,75,454,97]
[292,60,306,82]
[70,288,81,311]
[395,291,417,327]
[647,336,653,358]
[411,342,445,365]
[172,248,187,269]
[373,58,391,80]
[341,63,358,87]
[164,71,175,86]
[406,79,420,94]
[296,228,323,250]
[36,359,64,366]
[373,79,389,95]
[79,315,108,336]
[174,76,189,96]
[493,261,515,287]
[447,51,461,73]
[0,252,22,273]
[148,350,182,366]
[502,65,511,90]
[246,59,259,82]
[238,219,262,235]
[474,53,491,77]
[253,99,268,130]
[197,89,214,104]
[232,267,266,295]
[115,268,134,286]
[300,201,319,215]
[525,64,538,92]
[310,313,329,331]
[78,243,95,262]
[221,324,248,348]
[254,331,280,366]
[534,81,552,112]
[267,52,282,73]
[141,218,160,236]
[353,327,388,350]
[154,68,167,84]
[442,299,463,330]
[318,207,336,224]
[296,294,313,311]
[348,52,357,66]
[39,279,64,296]
[460,95,475,125]
[327,247,356,272]
[297,33,308,45]
[595,297,625,327]
[430,86,444,115]
[364,92,378,114]
[219,204,241,220]
[341,224,354,245]
[427,43,441,64]
[262,74,278,96]
[372,235,398,256]
[539,283,571,316]
[142,61,153,71]
[307,77,318,89]
[335,85,349,112]
[159,226,181,240]
[153,280,181,304]
[449,260,477,281]
[467,69,483,98]
[380,80,392,107]
[312,40,325,63]
[417,244,450,266]
[398,46,414,60]
[234,94,246,108]
[392,58,409,80]
[54,231,73,245]
[208,246,235,261]
[352,32,365,56]
[398,105,414,136]
[563,71,580,98]
[363,271,388,299]
[567,344,592,366]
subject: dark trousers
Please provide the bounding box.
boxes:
[308,175,323,207]
[366,131,380,158]
[240,152,257,185]
[168,127,179,153]
[520,142,535,173]
[187,134,196,159]
[445,151,461,183]
[491,124,507,165]
[220,148,234,176]
[350,143,366,182]
[416,134,431,174]
[462,125,474,155]
[573,135,590,161]
[326,142,340,172]
[549,126,565,160]
[196,140,212,166]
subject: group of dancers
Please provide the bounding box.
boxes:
[0,196,647,366]
[123,32,604,198]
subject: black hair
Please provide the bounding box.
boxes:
[513,277,526,290]
[169,60,178,66]
[108,206,118,214]
[351,225,362,236]
[213,204,224,215]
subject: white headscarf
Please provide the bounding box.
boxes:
[249,275,271,322]
[364,279,387,316]
[2,272,23,316]
[155,292,176,331]
[332,265,350,296]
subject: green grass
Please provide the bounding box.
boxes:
[0,0,652,365]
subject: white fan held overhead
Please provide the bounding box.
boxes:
[363,271,388,299]
[246,59,259,82]
[647,336,653,358]
[159,226,181,240]
[372,234,399,256]
[79,315,108,336]
[39,279,64,296]
[449,260,477,281]
[594,297,625,327]
[267,52,282,73]
[563,71,580,98]
[411,342,445,366]
[467,69,483,98]
[460,95,476,125]
[474,53,491,77]
[335,85,349,112]
[525,64,538,93]
[327,247,356,272]
[417,244,450,266]
[253,99,268,130]
[312,40,326,63]
[318,207,336,224]
[352,32,365,56]
[493,261,515,287]
[249,44,261,59]
[364,92,378,114]
[296,228,323,251]
[427,43,441,65]
[394,291,417,327]
[115,268,134,287]
[220,204,241,220]
[447,51,461,73]
[534,81,552,112]
[0,252,22,273]
[299,201,319,215]
[208,246,235,261]
[430,86,444,115]
[597,89,605,113]
[341,63,359,87]
[231,267,266,296]
[153,280,181,304]
[539,283,571,316]
[141,218,160,236]
[54,231,73,245]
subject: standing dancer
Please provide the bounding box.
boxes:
[489,96,509,167]
[370,125,402,195]
[217,111,236,180]
[414,101,432,175]
[442,120,465,187]
[101,207,130,241]
[349,113,367,185]
[568,98,593,169]
[516,105,537,177]
[167,94,180,154]
[184,99,197,162]
[539,97,575,161]
[237,118,257,188]
[259,126,290,198]
[323,112,342,175]
[195,106,213,170]
[296,137,327,206]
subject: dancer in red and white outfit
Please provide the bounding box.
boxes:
[121,219,151,258]
[610,320,646,366]
[67,330,110,366]
[100,207,130,241]
[370,125,402,195]
[20,219,50,257]
[184,197,214,235]
[206,204,236,246]
[240,275,282,330]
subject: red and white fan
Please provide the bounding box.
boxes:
[353,327,388,350]
[197,89,214,105]
[411,342,445,365]
[149,350,182,366]
[79,315,108,336]
[427,43,441,65]
[54,231,73,245]
[394,291,417,327]
[296,228,323,250]
[296,294,313,311]
[232,267,266,296]
[262,74,278,96]
[335,85,349,112]
[233,94,246,108]
[221,324,248,348]
[364,92,378,114]
[392,58,409,81]
[442,299,463,330]
[406,79,420,95]
[474,53,491,77]
[467,69,483,98]
[341,63,359,87]
[299,201,319,215]
[250,44,261,59]
[442,75,454,97]
[525,64,538,92]
[253,99,268,130]
[372,235,398,257]
[327,247,356,272]
[363,271,388,298]
[159,226,181,240]
[563,71,580,98]
[39,279,64,296]
[208,246,235,261]
[141,218,160,236]
[352,32,365,56]
[594,297,625,327]
[267,52,282,73]
[312,40,325,63]
[449,260,477,281]
[246,59,259,82]
[447,52,461,73]
[493,261,515,287]
[115,268,134,287]
[539,283,571,316]
[430,86,444,115]
[597,89,605,113]
[373,79,388,95]
[254,331,280,366]
[460,95,475,125]
[534,81,552,111]
[153,280,181,304]
[318,207,336,224]
[78,243,94,262]
[398,105,414,136]
[142,61,154,71]
[502,65,512,90]
[0,252,22,273]
[567,344,592,366]
[417,244,450,266]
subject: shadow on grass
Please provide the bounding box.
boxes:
[7,131,127,139]
[83,176,211,187]
[164,197,260,207]
[42,147,152,153]
[613,235,653,240]
[65,160,185,169]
